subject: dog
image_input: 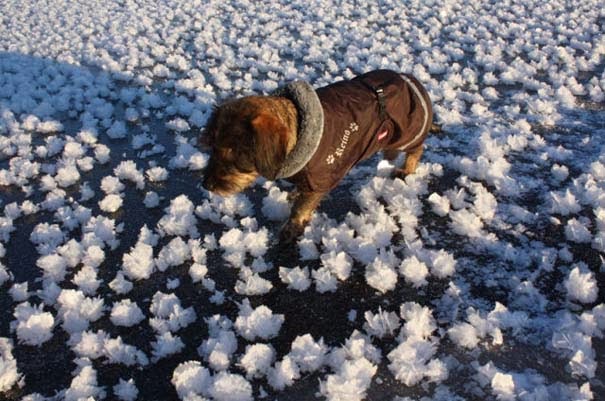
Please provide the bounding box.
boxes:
[201,69,439,243]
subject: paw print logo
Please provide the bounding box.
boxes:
[326,154,335,165]
[349,122,359,132]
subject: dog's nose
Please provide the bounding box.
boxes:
[202,177,214,191]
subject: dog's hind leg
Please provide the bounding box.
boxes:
[280,191,325,243]
[392,145,424,179]
[403,145,424,175]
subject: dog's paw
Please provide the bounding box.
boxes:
[391,168,407,180]
[286,190,300,203]
[279,222,304,245]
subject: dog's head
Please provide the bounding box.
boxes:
[200,97,291,196]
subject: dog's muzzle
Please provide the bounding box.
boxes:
[202,176,214,192]
[202,174,235,196]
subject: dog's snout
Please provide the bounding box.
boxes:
[202,176,214,191]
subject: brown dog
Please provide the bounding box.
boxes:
[201,69,438,243]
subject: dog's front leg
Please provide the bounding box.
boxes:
[286,189,301,203]
[280,190,325,243]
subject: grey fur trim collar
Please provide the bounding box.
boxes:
[273,81,324,179]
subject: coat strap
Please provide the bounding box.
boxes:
[359,79,390,121]
[374,87,388,120]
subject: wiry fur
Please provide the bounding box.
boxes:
[201,96,298,195]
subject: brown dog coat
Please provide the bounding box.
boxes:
[286,69,433,192]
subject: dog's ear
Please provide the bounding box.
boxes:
[251,112,289,180]
[198,132,212,150]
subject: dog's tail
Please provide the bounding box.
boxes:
[429,122,442,134]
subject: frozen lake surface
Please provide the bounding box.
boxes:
[0,1,604,400]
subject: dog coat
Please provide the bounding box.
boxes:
[276,69,433,192]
